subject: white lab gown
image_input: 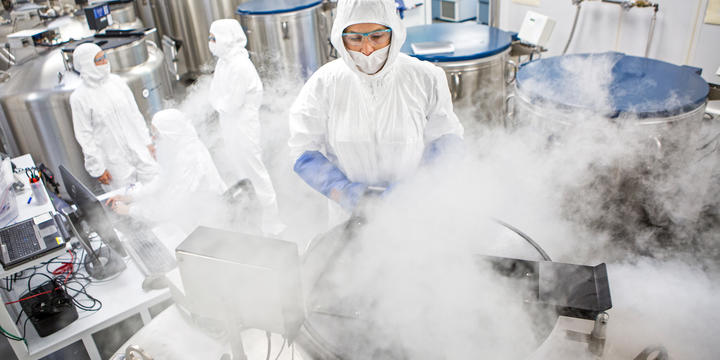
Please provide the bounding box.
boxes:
[70,43,158,191]
[208,19,285,235]
[128,109,229,231]
[288,0,464,223]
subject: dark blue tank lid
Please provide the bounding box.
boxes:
[515,52,709,118]
[236,0,322,15]
[400,23,513,62]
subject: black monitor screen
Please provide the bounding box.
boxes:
[58,165,126,256]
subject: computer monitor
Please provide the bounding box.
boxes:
[84,2,112,32]
[58,165,126,258]
[175,226,304,355]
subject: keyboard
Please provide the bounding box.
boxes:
[1,219,41,261]
[112,217,176,277]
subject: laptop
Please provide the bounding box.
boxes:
[0,212,65,270]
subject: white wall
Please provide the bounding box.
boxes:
[498,0,720,84]
[400,1,434,27]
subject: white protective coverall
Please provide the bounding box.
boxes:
[288,0,464,222]
[208,19,285,235]
[70,43,158,191]
[127,109,229,229]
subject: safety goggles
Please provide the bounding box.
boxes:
[93,53,107,65]
[208,34,216,42]
[342,28,391,47]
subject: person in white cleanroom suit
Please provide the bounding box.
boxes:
[70,43,158,191]
[106,109,230,231]
[208,19,285,236]
[288,0,464,223]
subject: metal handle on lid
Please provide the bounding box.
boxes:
[281,21,289,40]
[450,72,462,101]
[318,9,333,60]
[506,59,517,85]
[505,93,515,128]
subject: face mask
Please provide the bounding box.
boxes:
[348,45,390,75]
[209,41,217,56]
[96,63,110,78]
[84,62,110,83]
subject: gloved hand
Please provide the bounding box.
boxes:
[421,134,464,166]
[294,151,368,212]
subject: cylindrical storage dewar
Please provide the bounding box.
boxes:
[148,0,252,80]
[0,32,173,195]
[513,52,709,132]
[512,52,715,255]
[236,0,330,81]
[400,23,513,126]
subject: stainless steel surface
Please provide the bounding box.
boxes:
[433,48,512,126]
[105,38,150,71]
[513,88,708,131]
[0,34,173,194]
[109,1,138,25]
[149,0,251,80]
[237,3,330,81]
[489,0,499,27]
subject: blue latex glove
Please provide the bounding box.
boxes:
[421,134,464,166]
[294,151,368,212]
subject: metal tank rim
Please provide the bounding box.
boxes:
[513,86,709,126]
[514,52,709,119]
[236,0,323,15]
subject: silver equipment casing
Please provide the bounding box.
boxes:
[236,3,331,81]
[146,0,252,80]
[436,49,513,126]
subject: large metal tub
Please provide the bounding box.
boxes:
[401,23,514,127]
[236,0,331,81]
[0,30,173,194]
[295,218,611,359]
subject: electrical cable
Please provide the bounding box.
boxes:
[22,316,30,339]
[563,2,583,55]
[644,5,658,58]
[266,331,272,360]
[493,218,552,261]
[14,308,23,325]
[0,324,26,345]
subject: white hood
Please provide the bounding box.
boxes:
[209,19,249,59]
[72,42,110,87]
[330,0,407,78]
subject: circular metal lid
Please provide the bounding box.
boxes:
[60,31,145,53]
[236,0,322,15]
[400,23,512,62]
[515,52,709,118]
[298,219,558,359]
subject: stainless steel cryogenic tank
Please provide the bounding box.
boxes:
[236,0,331,81]
[512,52,714,256]
[106,0,144,29]
[513,52,709,132]
[0,30,173,193]
[295,219,611,359]
[147,0,251,80]
[400,22,514,127]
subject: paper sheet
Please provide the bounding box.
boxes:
[706,0,720,25]
[512,0,541,6]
